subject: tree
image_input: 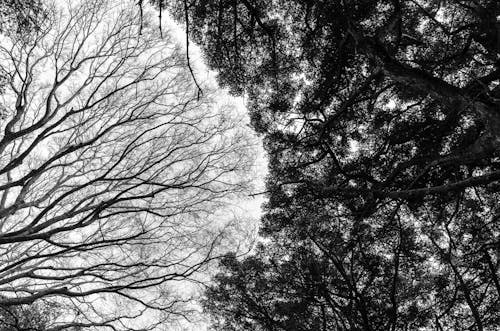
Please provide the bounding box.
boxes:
[0,0,46,99]
[204,247,345,331]
[0,300,65,331]
[0,0,46,35]
[0,0,258,329]
[164,0,500,330]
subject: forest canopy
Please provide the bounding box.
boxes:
[1,0,500,329]
[156,0,500,330]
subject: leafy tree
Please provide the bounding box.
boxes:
[0,0,258,329]
[163,0,500,330]
[205,247,347,331]
[0,300,64,331]
[0,0,46,101]
[0,0,45,34]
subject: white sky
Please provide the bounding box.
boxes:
[152,8,269,331]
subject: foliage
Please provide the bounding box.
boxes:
[0,0,46,35]
[164,0,500,330]
[0,0,46,97]
[0,301,63,331]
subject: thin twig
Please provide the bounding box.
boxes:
[249,191,269,197]
[159,0,163,38]
[137,0,143,35]
[183,0,203,100]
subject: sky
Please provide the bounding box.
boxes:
[149,6,269,330]
[162,6,268,227]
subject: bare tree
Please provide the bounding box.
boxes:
[0,0,258,329]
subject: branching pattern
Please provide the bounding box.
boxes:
[0,1,257,329]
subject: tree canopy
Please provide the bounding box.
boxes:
[162,0,500,330]
[0,300,66,331]
[0,0,45,35]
